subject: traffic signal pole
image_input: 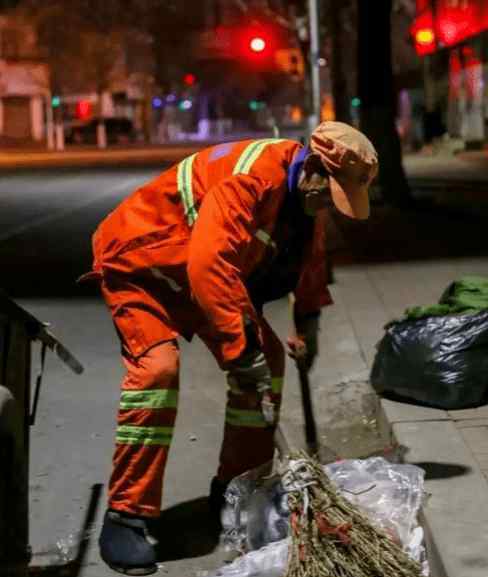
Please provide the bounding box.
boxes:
[308,0,321,133]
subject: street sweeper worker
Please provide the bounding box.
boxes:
[87,121,378,575]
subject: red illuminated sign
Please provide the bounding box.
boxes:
[412,0,488,55]
[416,28,435,46]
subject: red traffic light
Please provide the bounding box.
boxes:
[75,100,92,120]
[249,36,266,53]
[242,26,273,59]
[183,73,196,86]
[239,25,277,67]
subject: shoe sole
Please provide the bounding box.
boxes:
[106,562,157,576]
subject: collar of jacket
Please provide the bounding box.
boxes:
[287,145,309,194]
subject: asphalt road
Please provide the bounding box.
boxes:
[0,167,165,298]
[1,167,385,577]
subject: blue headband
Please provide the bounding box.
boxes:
[287,145,309,193]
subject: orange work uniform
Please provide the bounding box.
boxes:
[90,138,332,517]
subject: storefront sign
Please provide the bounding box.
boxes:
[412,0,488,55]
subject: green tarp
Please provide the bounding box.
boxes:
[404,276,488,320]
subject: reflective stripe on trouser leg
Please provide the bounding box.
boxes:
[217,317,285,481]
[108,340,179,517]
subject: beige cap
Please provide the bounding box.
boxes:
[309,121,378,220]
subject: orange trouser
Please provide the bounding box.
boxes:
[108,317,285,517]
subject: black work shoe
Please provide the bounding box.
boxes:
[99,509,158,576]
[208,477,229,520]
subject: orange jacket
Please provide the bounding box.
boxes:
[92,138,332,365]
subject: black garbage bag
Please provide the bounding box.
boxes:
[371,309,488,410]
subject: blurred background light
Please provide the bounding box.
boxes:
[183,73,196,86]
[249,36,266,53]
[179,99,192,110]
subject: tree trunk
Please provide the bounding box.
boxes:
[357,0,413,207]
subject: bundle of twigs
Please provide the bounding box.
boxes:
[282,451,423,577]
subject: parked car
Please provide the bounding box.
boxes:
[66,117,136,145]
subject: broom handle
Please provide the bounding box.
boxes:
[274,423,291,460]
[273,369,320,459]
[287,295,320,456]
[298,365,319,455]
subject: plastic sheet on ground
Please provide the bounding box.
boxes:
[211,457,428,577]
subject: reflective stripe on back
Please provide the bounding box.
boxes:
[233,139,285,175]
[177,153,198,226]
[176,140,284,226]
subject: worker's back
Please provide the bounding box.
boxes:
[91,138,301,276]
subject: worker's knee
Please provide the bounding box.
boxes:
[124,340,179,390]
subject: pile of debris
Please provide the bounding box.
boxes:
[210,455,428,577]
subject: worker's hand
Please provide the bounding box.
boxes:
[227,349,275,425]
[287,315,320,371]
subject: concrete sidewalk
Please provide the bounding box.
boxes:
[328,254,488,577]
[404,149,488,184]
[403,150,488,210]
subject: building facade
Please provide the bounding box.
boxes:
[0,15,49,143]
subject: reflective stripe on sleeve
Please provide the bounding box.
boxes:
[225,407,267,428]
[119,389,178,410]
[233,139,285,175]
[271,376,284,394]
[177,153,198,226]
[254,228,276,249]
[116,425,173,446]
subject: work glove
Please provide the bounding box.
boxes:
[227,349,275,426]
[287,314,320,371]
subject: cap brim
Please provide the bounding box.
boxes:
[330,175,370,220]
